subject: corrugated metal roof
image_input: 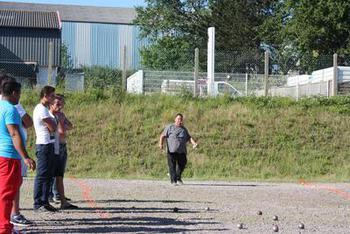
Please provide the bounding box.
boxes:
[0,9,60,29]
[0,1,136,25]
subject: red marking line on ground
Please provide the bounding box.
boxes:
[70,176,112,218]
[299,179,350,201]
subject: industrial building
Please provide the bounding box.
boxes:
[0,8,61,86]
[0,1,147,84]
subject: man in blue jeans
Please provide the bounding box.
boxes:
[32,86,57,212]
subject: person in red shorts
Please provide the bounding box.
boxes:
[0,80,36,234]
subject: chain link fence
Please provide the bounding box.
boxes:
[0,60,37,88]
[64,72,84,92]
[1,45,349,97]
[133,49,349,98]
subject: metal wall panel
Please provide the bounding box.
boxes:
[62,22,148,70]
[0,27,61,66]
[91,23,119,67]
[75,23,91,67]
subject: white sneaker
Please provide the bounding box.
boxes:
[176,180,184,185]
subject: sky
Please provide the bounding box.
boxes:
[1,0,146,8]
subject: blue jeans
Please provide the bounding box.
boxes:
[33,143,55,209]
[49,177,59,199]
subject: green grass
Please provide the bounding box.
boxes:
[22,90,350,182]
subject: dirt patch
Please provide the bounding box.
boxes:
[18,178,350,233]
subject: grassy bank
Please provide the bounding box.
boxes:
[21,90,350,181]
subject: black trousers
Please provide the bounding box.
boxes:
[167,152,187,183]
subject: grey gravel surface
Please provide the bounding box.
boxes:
[17,178,350,233]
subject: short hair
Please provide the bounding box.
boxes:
[0,72,16,95]
[40,86,55,99]
[175,113,183,119]
[55,93,65,102]
[50,95,62,107]
[2,80,21,97]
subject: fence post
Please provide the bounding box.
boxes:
[264,51,269,96]
[194,48,199,97]
[122,45,127,91]
[245,73,248,96]
[296,83,300,100]
[332,53,338,96]
[207,27,215,96]
[47,41,53,86]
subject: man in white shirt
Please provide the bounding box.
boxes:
[33,86,57,212]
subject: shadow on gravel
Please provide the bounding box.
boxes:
[68,206,201,214]
[186,183,275,187]
[71,199,210,204]
[25,216,227,233]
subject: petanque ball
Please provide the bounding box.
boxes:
[272,225,279,232]
[257,210,262,215]
[273,215,278,221]
[237,223,243,229]
[205,207,210,211]
[173,207,179,212]
[298,223,305,229]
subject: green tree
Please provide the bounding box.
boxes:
[287,0,350,55]
[261,0,350,73]
[134,0,275,70]
[140,37,193,70]
[57,42,73,87]
[210,0,273,51]
[134,0,209,70]
[60,42,73,71]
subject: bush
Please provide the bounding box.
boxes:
[83,66,122,89]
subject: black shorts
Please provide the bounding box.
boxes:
[53,144,67,177]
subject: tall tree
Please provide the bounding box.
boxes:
[261,0,350,73]
[210,0,273,51]
[134,0,209,70]
[286,0,350,55]
[134,0,275,70]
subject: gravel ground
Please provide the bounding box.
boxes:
[16,178,350,233]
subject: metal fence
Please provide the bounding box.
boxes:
[1,44,349,97]
[65,73,84,92]
[131,49,350,99]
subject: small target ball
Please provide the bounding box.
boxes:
[205,207,210,211]
[298,223,305,229]
[273,215,278,221]
[173,207,179,212]
[237,223,243,229]
[272,225,279,232]
[257,210,262,215]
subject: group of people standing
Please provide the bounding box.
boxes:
[0,70,199,234]
[0,71,77,234]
